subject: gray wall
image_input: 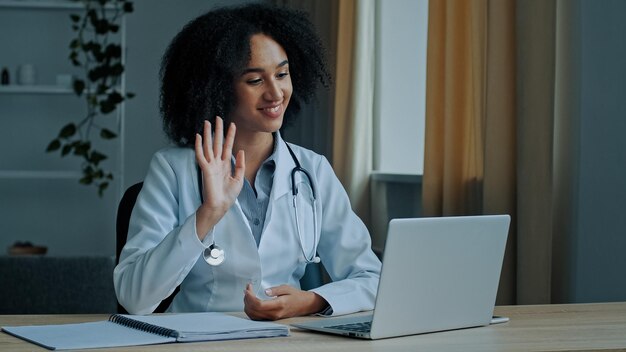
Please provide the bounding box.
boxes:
[571,0,626,302]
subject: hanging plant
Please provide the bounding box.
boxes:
[46,0,134,196]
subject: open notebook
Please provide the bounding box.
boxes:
[2,312,289,350]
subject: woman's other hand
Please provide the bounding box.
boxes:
[194,117,245,240]
[243,283,328,320]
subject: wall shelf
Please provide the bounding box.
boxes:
[0,85,73,95]
[0,0,115,10]
[0,170,82,179]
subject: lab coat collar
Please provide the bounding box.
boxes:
[271,131,298,201]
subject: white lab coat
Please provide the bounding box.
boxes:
[114,134,381,316]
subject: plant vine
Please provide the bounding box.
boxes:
[46,0,134,196]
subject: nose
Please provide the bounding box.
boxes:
[263,79,283,102]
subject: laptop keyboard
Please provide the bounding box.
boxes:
[326,321,372,333]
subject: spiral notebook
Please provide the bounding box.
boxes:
[1,312,289,350]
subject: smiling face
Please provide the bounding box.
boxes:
[229,33,293,138]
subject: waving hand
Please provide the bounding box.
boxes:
[194,117,245,240]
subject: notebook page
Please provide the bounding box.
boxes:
[125,312,289,341]
[2,321,175,350]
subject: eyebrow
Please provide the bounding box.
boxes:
[241,60,289,75]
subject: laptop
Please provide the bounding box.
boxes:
[292,215,510,340]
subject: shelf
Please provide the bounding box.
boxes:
[0,170,82,179]
[0,0,116,10]
[0,85,74,94]
[370,172,423,184]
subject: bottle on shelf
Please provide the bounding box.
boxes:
[1,67,9,85]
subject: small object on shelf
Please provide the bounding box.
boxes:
[55,74,74,88]
[8,241,47,256]
[17,63,36,85]
[1,67,9,85]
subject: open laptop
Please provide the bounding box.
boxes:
[292,215,510,340]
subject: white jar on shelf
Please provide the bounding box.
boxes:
[17,63,36,85]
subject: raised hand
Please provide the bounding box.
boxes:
[194,117,245,240]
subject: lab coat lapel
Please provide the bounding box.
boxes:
[270,132,297,201]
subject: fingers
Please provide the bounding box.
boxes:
[198,117,234,164]
[221,122,236,161]
[244,284,301,321]
[213,116,224,159]
[194,133,206,166]
[202,120,213,162]
[264,285,294,297]
[233,150,245,182]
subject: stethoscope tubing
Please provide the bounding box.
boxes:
[197,140,320,266]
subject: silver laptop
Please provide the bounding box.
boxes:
[292,215,510,340]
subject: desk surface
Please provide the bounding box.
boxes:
[1,302,626,351]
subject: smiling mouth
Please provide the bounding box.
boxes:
[261,105,281,113]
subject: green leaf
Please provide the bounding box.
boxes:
[94,19,110,34]
[59,123,77,138]
[70,14,81,23]
[96,84,108,94]
[88,66,106,82]
[89,151,108,165]
[104,44,121,58]
[69,39,80,49]
[46,139,61,152]
[100,128,117,139]
[100,100,116,114]
[110,63,124,76]
[108,92,124,104]
[73,79,85,96]
[83,41,102,57]
[87,9,97,25]
[74,141,91,157]
[123,2,134,13]
[98,181,109,197]
[61,144,72,156]
[79,175,93,185]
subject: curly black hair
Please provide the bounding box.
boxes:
[159,3,331,146]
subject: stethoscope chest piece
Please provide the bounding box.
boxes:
[203,243,225,266]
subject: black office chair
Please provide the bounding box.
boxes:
[115,182,178,313]
[115,182,324,314]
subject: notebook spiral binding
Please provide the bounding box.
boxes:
[109,314,177,338]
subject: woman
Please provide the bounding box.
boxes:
[114,4,381,320]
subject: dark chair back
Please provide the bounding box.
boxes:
[115,182,178,313]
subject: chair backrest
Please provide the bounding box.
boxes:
[115,182,177,313]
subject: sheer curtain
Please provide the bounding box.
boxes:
[423,0,575,304]
[332,0,376,227]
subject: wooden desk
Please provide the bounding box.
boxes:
[2,302,626,351]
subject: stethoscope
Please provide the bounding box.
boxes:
[199,140,320,266]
